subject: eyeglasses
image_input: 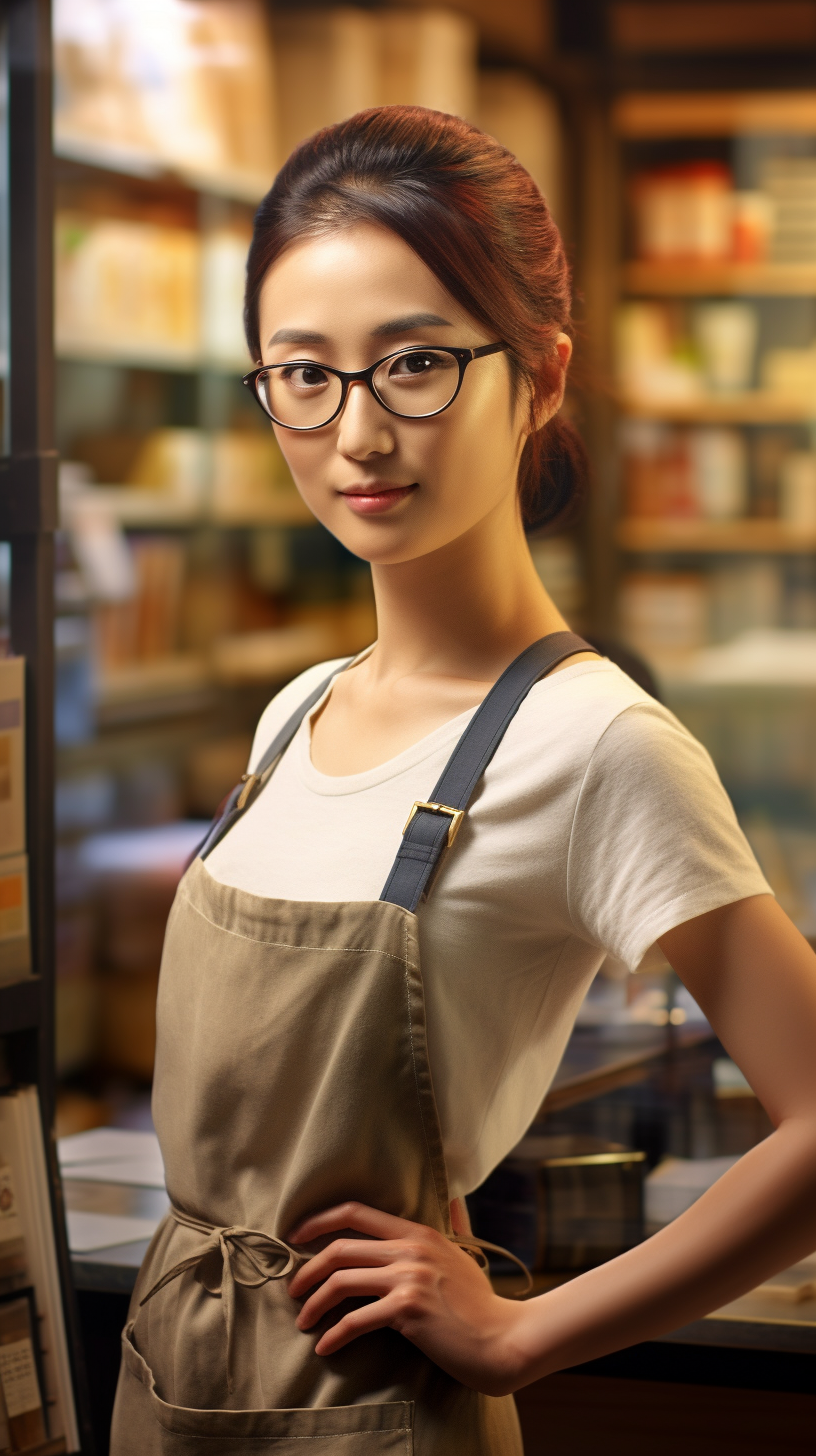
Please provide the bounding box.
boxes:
[242,342,507,431]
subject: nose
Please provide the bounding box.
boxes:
[335,379,395,460]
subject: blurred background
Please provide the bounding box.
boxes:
[35,0,816,1139]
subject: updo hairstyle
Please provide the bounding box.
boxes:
[244,105,587,532]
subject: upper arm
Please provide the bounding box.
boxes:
[659,896,816,1127]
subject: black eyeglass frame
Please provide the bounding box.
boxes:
[242,342,508,430]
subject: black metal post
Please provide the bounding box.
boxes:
[4,0,93,1447]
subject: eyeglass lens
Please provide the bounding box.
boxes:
[256,349,461,427]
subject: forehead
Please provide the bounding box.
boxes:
[258,222,473,337]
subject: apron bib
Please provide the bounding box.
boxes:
[110,632,588,1455]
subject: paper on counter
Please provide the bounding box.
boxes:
[66,1209,160,1253]
[58,1128,165,1189]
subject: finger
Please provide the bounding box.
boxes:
[312,1294,406,1356]
[289,1238,406,1298]
[296,1268,395,1328]
[288,1201,416,1246]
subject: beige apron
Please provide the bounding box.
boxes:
[109,632,589,1455]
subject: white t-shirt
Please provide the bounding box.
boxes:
[205,655,771,1197]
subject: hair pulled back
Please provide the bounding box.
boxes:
[245,105,586,532]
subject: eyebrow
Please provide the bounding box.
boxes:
[370,312,453,337]
[267,328,327,347]
[266,313,453,349]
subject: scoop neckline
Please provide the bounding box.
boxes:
[296,655,615,797]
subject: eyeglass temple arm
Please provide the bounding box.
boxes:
[471,342,507,359]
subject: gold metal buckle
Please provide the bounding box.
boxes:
[236,773,260,811]
[402,801,465,847]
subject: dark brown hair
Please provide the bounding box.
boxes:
[245,105,586,531]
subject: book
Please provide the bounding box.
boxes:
[378,9,477,118]
[0,1092,79,1451]
[274,7,479,165]
[477,72,563,221]
[0,660,24,860]
[0,1289,48,1452]
[273,8,379,164]
[0,859,30,988]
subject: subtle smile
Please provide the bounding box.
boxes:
[338,483,419,515]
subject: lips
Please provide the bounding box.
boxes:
[338,482,418,516]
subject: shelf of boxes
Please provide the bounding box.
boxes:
[609,84,816,880]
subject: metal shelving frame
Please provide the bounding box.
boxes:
[1,0,93,1447]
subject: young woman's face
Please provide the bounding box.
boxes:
[256,222,537,565]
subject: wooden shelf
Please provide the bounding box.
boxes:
[56,344,249,376]
[0,977,41,1035]
[69,486,313,530]
[95,655,217,728]
[623,260,816,298]
[619,391,816,424]
[54,135,266,205]
[613,91,816,138]
[616,518,816,554]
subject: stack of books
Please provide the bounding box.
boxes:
[0,1088,79,1453]
[0,660,30,990]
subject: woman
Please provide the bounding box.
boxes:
[111,107,816,1455]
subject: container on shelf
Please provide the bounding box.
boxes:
[693,302,758,393]
[630,161,734,262]
[618,572,709,662]
[779,451,816,528]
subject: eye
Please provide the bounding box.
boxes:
[278,363,330,390]
[387,349,454,380]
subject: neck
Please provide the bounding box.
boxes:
[367,498,569,684]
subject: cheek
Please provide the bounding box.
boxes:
[431,396,519,511]
[272,429,330,499]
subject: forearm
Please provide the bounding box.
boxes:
[507,1114,816,1388]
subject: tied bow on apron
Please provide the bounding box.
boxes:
[140,1210,533,1392]
[140,1208,304,1391]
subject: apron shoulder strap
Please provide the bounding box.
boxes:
[379,630,591,912]
[198,661,353,861]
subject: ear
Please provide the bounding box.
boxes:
[528,332,573,435]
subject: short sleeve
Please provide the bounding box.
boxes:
[566,702,773,971]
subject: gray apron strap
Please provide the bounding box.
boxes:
[198,631,591,890]
[379,631,591,912]
[198,663,352,861]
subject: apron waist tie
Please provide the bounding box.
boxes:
[139,1206,303,1392]
[139,1209,533,1391]
[450,1235,534,1296]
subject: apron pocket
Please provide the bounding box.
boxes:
[114,1321,413,1454]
